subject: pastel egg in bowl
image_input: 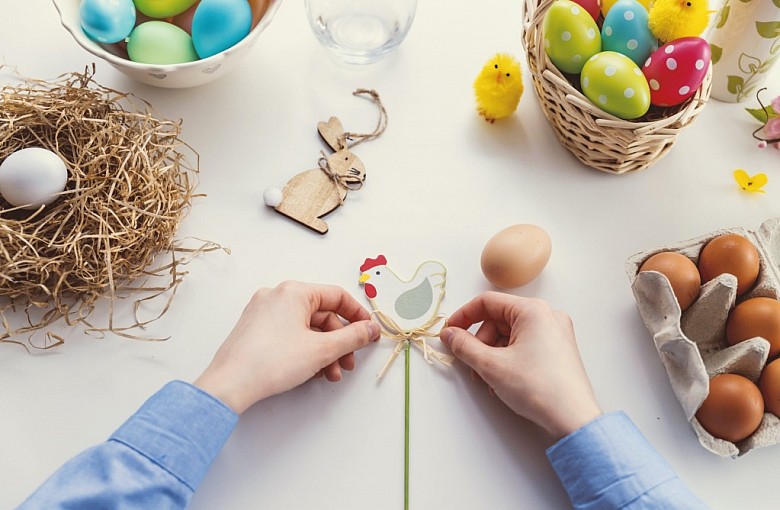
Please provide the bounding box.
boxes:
[52,0,281,88]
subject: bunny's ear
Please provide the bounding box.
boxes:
[317,116,347,151]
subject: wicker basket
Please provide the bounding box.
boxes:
[522,0,712,175]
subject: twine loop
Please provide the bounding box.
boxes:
[341,88,388,149]
[372,310,454,379]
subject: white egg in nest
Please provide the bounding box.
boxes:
[0,148,69,210]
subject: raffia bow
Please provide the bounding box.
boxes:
[372,310,455,379]
[317,150,364,204]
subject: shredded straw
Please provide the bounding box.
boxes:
[0,66,225,349]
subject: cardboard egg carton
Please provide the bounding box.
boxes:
[625,217,780,457]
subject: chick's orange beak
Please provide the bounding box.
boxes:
[496,70,503,83]
[359,273,370,284]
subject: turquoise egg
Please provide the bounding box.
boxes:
[80,0,136,44]
[543,0,601,74]
[191,0,252,59]
[580,51,651,119]
[601,0,657,67]
[126,21,199,65]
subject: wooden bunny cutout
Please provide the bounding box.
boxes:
[264,89,387,235]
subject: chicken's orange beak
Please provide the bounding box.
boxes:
[359,273,370,284]
[496,70,503,83]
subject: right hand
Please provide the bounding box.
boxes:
[440,292,602,440]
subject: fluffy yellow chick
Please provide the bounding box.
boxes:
[648,0,712,43]
[474,53,523,123]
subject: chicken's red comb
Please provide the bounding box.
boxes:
[360,255,387,272]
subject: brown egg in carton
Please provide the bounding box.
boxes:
[625,217,780,457]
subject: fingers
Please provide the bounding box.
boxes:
[440,326,496,373]
[318,320,380,365]
[323,361,342,382]
[446,291,525,330]
[303,283,372,323]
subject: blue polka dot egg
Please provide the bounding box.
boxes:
[580,51,651,119]
[601,0,657,67]
[543,0,601,74]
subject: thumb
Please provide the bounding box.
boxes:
[440,327,494,370]
[319,320,380,360]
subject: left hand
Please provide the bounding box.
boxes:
[194,281,380,414]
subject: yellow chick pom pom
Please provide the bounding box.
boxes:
[474,53,523,123]
[648,0,712,43]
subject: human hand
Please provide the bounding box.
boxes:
[440,292,602,440]
[194,281,380,415]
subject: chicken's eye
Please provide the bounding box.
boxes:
[505,73,510,77]
[375,271,381,275]
[686,1,691,5]
[494,64,498,69]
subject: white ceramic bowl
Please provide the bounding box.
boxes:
[52,0,281,88]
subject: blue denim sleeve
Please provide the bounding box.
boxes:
[546,412,710,510]
[18,381,239,510]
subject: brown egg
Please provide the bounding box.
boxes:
[695,373,764,443]
[726,297,780,357]
[639,252,701,311]
[697,234,760,296]
[760,359,780,417]
[481,224,552,289]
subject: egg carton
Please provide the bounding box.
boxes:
[625,217,780,457]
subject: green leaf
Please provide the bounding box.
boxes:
[738,53,762,73]
[715,5,730,29]
[745,106,778,123]
[756,21,780,39]
[727,75,745,94]
[711,44,723,64]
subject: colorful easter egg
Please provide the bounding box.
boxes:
[642,37,711,107]
[601,0,652,17]
[191,0,252,59]
[126,21,199,64]
[544,0,602,74]
[80,0,136,43]
[134,0,199,18]
[581,51,651,119]
[570,0,601,21]
[602,0,657,66]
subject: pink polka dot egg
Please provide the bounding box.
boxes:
[642,37,711,107]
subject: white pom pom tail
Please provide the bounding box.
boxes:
[263,187,283,207]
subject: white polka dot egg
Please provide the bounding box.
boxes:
[642,37,711,107]
[601,0,657,67]
[543,0,601,74]
[581,51,651,119]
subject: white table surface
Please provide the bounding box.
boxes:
[2,1,779,509]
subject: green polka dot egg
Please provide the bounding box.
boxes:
[543,0,601,74]
[580,51,650,119]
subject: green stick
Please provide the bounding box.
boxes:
[404,339,410,510]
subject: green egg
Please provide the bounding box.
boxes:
[543,0,601,74]
[134,0,198,18]
[126,21,199,65]
[580,51,651,119]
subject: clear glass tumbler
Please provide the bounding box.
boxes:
[305,0,418,64]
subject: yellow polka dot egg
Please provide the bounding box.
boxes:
[543,0,601,74]
[581,51,651,119]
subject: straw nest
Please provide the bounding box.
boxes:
[0,67,222,348]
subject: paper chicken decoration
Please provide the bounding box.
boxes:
[358,255,453,377]
[358,255,453,510]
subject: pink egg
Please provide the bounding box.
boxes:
[571,0,601,21]
[642,37,710,107]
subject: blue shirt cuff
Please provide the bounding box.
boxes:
[109,380,239,492]
[546,411,679,510]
